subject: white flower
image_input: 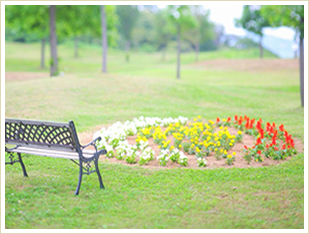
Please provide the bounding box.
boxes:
[105,144,113,152]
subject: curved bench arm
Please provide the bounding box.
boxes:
[80,136,102,152]
[5,145,19,151]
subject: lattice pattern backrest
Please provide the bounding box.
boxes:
[5,119,77,151]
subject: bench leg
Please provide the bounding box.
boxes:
[18,153,28,177]
[75,163,83,196]
[95,158,105,189]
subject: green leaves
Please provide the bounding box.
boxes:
[260,5,304,38]
[234,5,270,36]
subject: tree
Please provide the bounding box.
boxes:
[49,5,58,77]
[154,8,173,61]
[101,5,107,73]
[183,6,215,62]
[261,5,304,107]
[56,5,118,72]
[167,5,197,79]
[132,9,156,52]
[116,5,139,62]
[5,5,49,68]
[56,5,88,58]
[235,5,270,58]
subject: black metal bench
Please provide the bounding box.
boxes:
[5,118,107,195]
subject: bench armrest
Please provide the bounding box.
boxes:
[81,136,101,151]
[5,145,19,151]
[97,149,107,155]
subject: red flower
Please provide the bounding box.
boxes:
[250,119,255,128]
[244,145,248,150]
[245,120,250,129]
[216,117,220,123]
[256,137,262,145]
[279,124,285,132]
[234,115,238,121]
[282,144,286,150]
[272,137,277,145]
[227,117,231,122]
[290,139,295,148]
[256,123,260,131]
[260,129,264,139]
[272,122,276,128]
[274,146,279,151]
[266,144,269,148]
[257,150,261,155]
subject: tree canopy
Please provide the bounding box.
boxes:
[260,5,304,38]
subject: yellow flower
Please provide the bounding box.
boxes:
[194,118,197,122]
[214,148,218,151]
[198,115,201,119]
[170,146,175,150]
[220,149,223,153]
[237,130,242,135]
[227,154,232,159]
[232,152,236,156]
[229,143,233,146]
[196,147,200,153]
[224,150,227,154]
[179,144,182,148]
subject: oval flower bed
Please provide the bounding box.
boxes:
[93,115,301,169]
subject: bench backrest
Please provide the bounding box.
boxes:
[5,118,80,152]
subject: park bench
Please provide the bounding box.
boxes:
[5,118,107,195]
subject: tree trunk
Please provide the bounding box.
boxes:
[299,36,304,107]
[74,37,79,58]
[195,43,199,63]
[259,35,263,59]
[125,40,130,62]
[176,25,181,79]
[40,38,45,69]
[161,49,165,61]
[49,5,58,77]
[101,5,107,73]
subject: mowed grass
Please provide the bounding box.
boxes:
[4,41,304,229]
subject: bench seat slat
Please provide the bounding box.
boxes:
[8,147,95,160]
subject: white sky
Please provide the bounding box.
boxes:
[157,3,296,41]
[203,5,296,40]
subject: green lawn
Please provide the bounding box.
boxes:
[4,41,304,229]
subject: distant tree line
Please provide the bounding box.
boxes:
[5,4,304,104]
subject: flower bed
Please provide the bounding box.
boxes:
[93,115,299,168]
